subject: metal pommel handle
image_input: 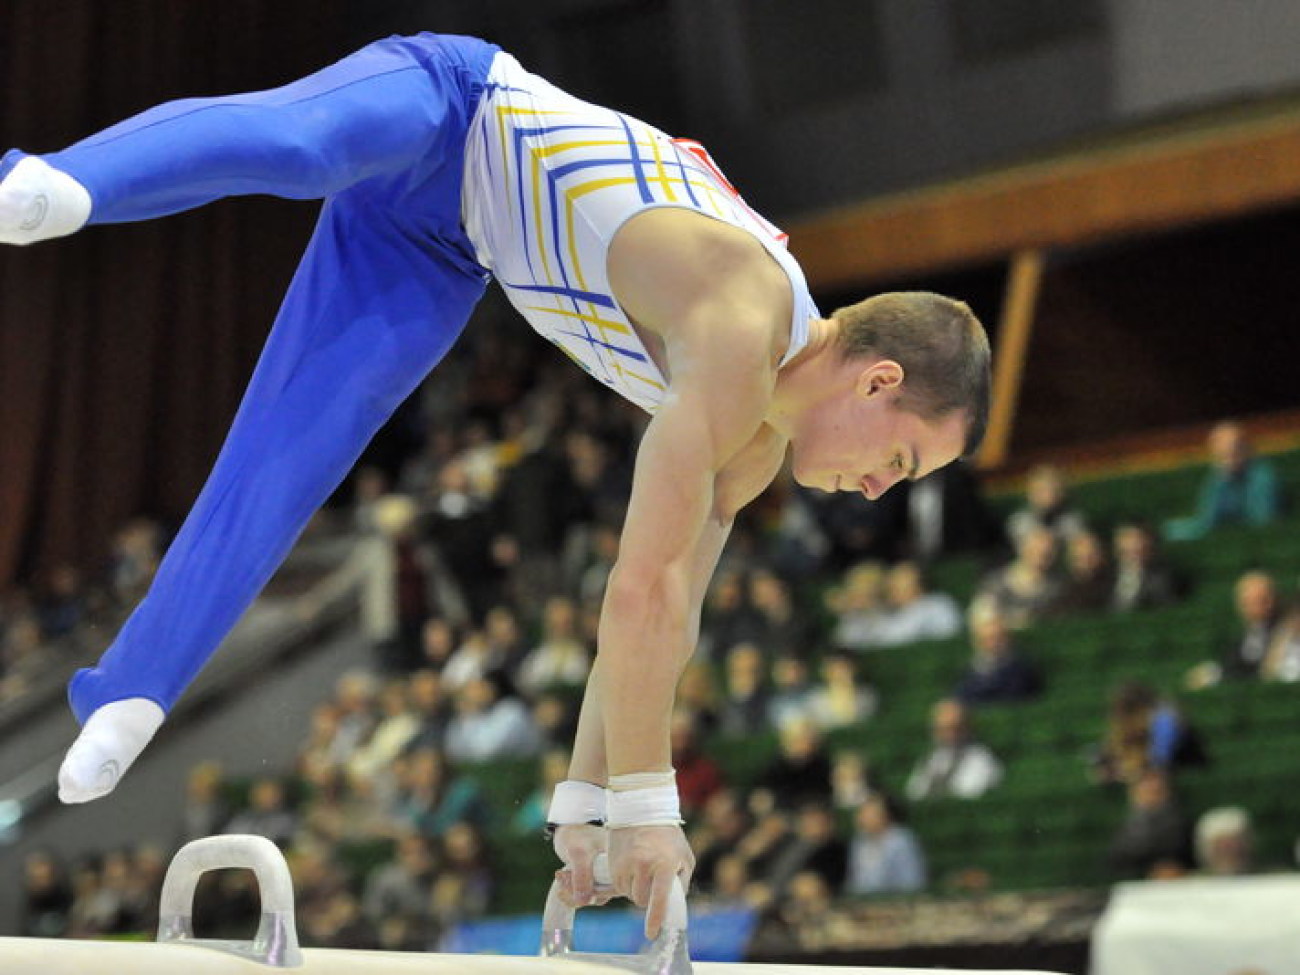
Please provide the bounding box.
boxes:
[158,834,303,967]
[541,853,692,975]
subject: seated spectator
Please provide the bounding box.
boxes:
[690,789,754,894]
[844,794,927,895]
[329,670,381,768]
[35,563,87,642]
[1164,421,1282,541]
[979,525,1064,628]
[510,749,572,836]
[530,691,580,751]
[756,803,848,900]
[440,625,506,692]
[1111,521,1182,612]
[444,673,541,764]
[388,747,489,837]
[717,642,772,738]
[1108,769,1193,880]
[429,822,494,932]
[752,718,833,812]
[1261,588,1300,682]
[514,595,591,695]
[1091,680,1207,786]
[1055,529,1114,615]
[676,660,721,734]
[403,668,451,753]
[180,760,234,844]
[870,560,962,646]
[953,599,1043,707]
[906,698,1004,801]
[21,849,73,938]
[1188,570,1282,689]
[826,562,888,651]
[805,652,878,730]
[672,710,726,819]
[701,569,765,660]
[1194,806,1256,877]
[747,568,812,656]
[830,751,881,811]
[224,777,299,849]
[1006,464,1088,549]
[361,833,438,932]
[767,654,815,730]
[347,679,422,786]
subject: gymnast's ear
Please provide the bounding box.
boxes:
[855,359,904,399]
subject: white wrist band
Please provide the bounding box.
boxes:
[606,770,681,828]
[547,779,607,825]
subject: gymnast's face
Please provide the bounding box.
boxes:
[788,359,967,500]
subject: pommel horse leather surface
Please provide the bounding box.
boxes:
[0,937,1061,975]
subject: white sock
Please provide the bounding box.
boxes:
[0,156,92,245]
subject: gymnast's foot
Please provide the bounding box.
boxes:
[58,698,166,803]
[0,154,92,245]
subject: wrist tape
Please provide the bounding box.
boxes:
[606,770,682,828]
[547,779,607,825]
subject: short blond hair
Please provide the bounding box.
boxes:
[832,291,991,456]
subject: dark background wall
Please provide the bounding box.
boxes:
[5,0,1300,584]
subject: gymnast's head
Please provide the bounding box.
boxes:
[780,291,990,499]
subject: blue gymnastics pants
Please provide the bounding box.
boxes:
[9,33,500,722]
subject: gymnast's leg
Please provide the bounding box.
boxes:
[0,32,497,240]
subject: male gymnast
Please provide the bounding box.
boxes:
[0,32,989,937]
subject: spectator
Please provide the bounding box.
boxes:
[21,849,73,938]
[690,789,754,894]
[1108,769,1193,879]
[896,459,1005,565]
[529,691,579,751]
[361,833,438,930]
[1054,529,1114,615]
[429,822,494,931]
[1091,680,1207,786]
[1164,421,1282,541]
[1006,464,1088,549]
[35,563,87,642]
[348,679,422,785]
[1188,570,1282,688]
[1261,590,1300,682]
[180,760,234,844]
[767,654,815,730]
[758,803,849,899]
[1194,806,1256,876]
[510,749,572,836]
[224,777,299,849]
[979,524,1064,628]
[329,670,381,766]
[424,458,504,621]
[753,718,833,812]
[905,698,1004,801]
[676,660,721,734]
[826,562,887,652]
[953,599,1043,706]
[1111,521,1182,613]
[389,747,489,837]
[830,751,881,811]
[717,642,771,738]
[844,794,927,895]
[515,595,591,695]
[439,626,505,692]
[418,617,459,672]
[871,561,962,647]
[806,653,878,730]
[671,710,726,819]
[746,569,811,656]
[701,570,764,660]
[444,673,540,764]
[404,668,451,753]
[308,494,468,673]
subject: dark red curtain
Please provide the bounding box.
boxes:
[0,1,349,586]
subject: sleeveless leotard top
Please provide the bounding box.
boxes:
[462,52,820,414]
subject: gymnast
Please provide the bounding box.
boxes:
[0,32,990,937]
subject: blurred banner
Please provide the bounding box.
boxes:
[443,904,758,961]
[1091,875,1300,975]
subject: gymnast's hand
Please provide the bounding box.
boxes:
[57,698,166,803]
[608,823,695,940]
[552,823,612,908]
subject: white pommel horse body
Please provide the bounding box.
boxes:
[0,835,1065,975]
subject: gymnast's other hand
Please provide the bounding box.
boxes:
[552,823,612,908]
[57,698,166,803]
[608,823,695,940]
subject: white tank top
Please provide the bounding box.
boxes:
[462,53,820,414]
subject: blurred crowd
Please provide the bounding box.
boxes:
[10,299,1297,946]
